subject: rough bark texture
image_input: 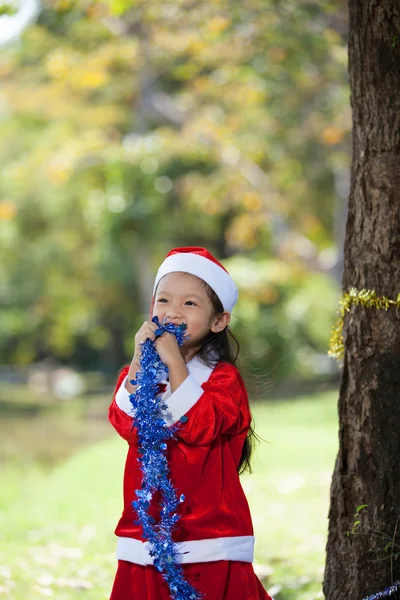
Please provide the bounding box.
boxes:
[323,2,400,599]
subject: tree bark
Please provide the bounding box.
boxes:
[324,2,400,599]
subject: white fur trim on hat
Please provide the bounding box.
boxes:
[153,253,238,312]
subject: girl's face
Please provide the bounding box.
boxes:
[153,272,230,354]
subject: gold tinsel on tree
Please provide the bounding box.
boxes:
[329,288,400,363]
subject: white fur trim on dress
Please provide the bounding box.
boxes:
[160,373,203,426]
[154,253,238,312]
[116,535,254,565]
[115,357,214,425]
[115,375,134,414]
[161,358,213,426]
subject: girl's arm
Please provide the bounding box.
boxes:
[108,365,138,444]
[162,363,251,446]
[109,320,160,442]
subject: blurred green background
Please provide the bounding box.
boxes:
[0,0,349,598]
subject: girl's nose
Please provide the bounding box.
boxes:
[166,305,182,319]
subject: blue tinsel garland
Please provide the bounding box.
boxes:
[363,581,400,599]
[129,316,202,600]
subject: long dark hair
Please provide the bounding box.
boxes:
[193,277,258,475]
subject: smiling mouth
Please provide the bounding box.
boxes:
[165,320,186,326]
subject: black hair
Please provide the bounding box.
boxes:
[192,277,258,475]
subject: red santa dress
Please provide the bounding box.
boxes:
[109,356,273,600]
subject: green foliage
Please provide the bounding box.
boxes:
[0,0,349,377]
[344,504,400,572]
[228,256,340,380]
[0,3,15,16]
[346,504,368,537]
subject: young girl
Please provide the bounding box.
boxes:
[109,247,273,600]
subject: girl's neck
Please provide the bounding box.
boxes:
[181,346,200,364]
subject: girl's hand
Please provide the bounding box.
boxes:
[133,320,159,361]
[125,321,159,393]
[155,332,183,367]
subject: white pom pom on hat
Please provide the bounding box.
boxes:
[153,246,239,313]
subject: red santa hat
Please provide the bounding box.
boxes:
[153,246,238,313]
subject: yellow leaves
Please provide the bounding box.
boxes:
[44,132,110,186]
[2,78,124,128]
[301,214,323,235]
[0,60,12,78]
[172,62,199,81]
[267,47,287,62]
[201,197,220,215]
[85,2,109,18]
[240,85,265,106]
[207,16,231,34]
[53,0,75,11]
[72,69,108,89]
[226,213,258,249]
[0,201,17,220]
[79,104,126,127]
[183,177,225,216]
[191,75,211,94]
[234,295,260,321]
[45,39,137,91]
[324,28,340,45]
[107,0,134,17]
[321,126,345,146]
[165,16,231,58]
[243,192,263,212]
[46,48,77,79]
[187,37,207,55]
[225,256,291,297]
[331,44,347,65]
[46,160,72,185]
[46,49,110,89]
[4,81,42,114]
[258,286,279,304]
[154,30,192,54]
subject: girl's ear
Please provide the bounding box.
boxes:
[210,311,231,333]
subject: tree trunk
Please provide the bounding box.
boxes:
[324,2,400,599]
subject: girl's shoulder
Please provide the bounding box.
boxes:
[209,360,246,388]
[212,360,240,374]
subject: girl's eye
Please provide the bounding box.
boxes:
[185,301,197,306]
[157,298,167,303]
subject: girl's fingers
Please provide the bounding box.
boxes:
[136,322,157,337]
[133,321,160,358]
[140,322,158,335]
[144,322,158,338]
[137,331,155,342]
[135,320,164,348]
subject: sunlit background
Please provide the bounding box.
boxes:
[0,1,349,598]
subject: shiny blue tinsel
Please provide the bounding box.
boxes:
[363,580,400,599]
[129,316,202,600]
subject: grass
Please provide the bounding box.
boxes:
[0,390,338,599]
[246,393,338,599]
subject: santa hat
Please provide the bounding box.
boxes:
[153,246,238,313]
